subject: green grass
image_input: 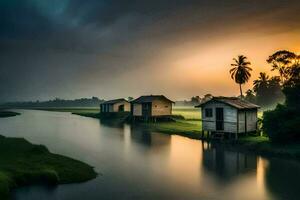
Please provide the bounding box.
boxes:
[172,106,201,120]
[137,119,202,139]
[222,135,300,160]
[0,111,20,118]
[0,135,97,199]
[73,112,131,125]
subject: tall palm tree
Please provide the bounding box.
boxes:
[253,72,269,92]
[230,55,252,97]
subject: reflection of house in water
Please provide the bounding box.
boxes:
[202,142,257,180]
[130,126,171,147]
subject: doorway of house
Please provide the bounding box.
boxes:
[142,103,152,117]
[118,105,124,112]
[216,107,224,131]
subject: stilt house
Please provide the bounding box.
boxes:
[131,95,174,121]
[195,97,260,139]
[100,98,131,113]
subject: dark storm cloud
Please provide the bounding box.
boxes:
[1,0,300,102]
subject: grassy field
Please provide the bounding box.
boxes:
[0,135,97,199]
[0,111,20,118]
[139,119,202,139]
[172,106,201,120]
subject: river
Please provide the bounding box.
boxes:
[0,110,299,200]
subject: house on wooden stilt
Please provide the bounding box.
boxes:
[100,98,131,113]
[131,95,174,122]
[195,97,260,140]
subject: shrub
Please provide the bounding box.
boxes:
[263,77,300,143]
[263,104,300,142]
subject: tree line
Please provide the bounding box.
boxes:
[230,50,300,142]
[0,97,105,109]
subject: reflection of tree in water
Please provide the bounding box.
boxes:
[202,142,257,182]
[265,159,300,200]
[131,128,152,145]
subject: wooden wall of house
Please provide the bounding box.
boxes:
[108,104,114,112]
[132,103,142,116]
[247,110,258,132]
[100,104,113,113]
[201,102,238,133]
[112,101,131,112]
[238,109,257,133]
[151,99,172,116]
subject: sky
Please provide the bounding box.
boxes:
[1,0,300,102]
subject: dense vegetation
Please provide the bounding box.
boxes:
[0,111,20,118]
[175,94,213,107]
[262,51,300,142]
[247,73,284,108]
[242,51,300,109]
[0,135,97,199]
[0,97,104,109]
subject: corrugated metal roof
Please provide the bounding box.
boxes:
[101,98,128,104]
[195,97,260,110]
[131,95,174,103]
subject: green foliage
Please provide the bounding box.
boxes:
[252,74,284,108]
[263,104,300,142]
[0,97,104,109]
[244,89,256,103]
[263,80,300,142]
[140,120,202,139]
[267,50,297,83]
[262,49,300,142]
[38,107,100,113]
[283,83,300,108]
[0,111,20,118]
[0,135,97,198]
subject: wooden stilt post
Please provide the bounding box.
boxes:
[244,111,247,136]
[201,130,205,139]
[236,110,239,140]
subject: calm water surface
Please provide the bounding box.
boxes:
[0,110,299,200]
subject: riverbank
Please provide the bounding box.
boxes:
[22,108,300,161]
[75,111,300,161]
[225,136,300,161]
[72,111,202,138]
[135,120,202,139]
[0,111,20,118]
[0,135,97,199]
